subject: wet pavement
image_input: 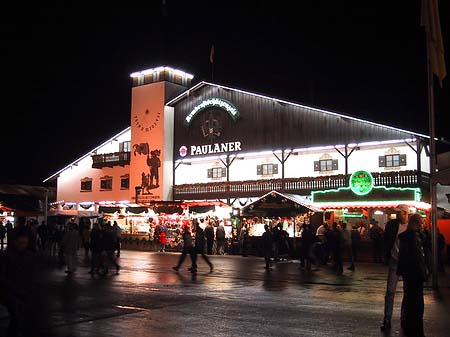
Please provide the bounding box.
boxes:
[1,251,449,337]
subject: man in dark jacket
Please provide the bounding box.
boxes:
[204,221,215,255]
[0,229,39,336]
[191,222,213,273]
[262,225,273,270]
[328,222,343,275]
[381,204,409,331]
[397,213,427,337]
[102,224,120,274]
[89,223,103,274]
[300,223,315,271]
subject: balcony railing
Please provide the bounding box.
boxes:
[174,170,429,200]
[92,152,131,169]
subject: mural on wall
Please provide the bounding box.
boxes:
[130,82,165,202]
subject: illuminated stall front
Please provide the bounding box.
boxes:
[311,170,431,229]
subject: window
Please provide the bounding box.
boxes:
[379,154,406,168]
[80,179,92,192]
[207,167,226,178]
[100,178,113,190]
[120,177,129,189]
[257,164,278,176]
[119,141,131,152]
[314,159,338,172]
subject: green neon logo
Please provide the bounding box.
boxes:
[349,170,374,196]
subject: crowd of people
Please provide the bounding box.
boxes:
[0,206,447,337]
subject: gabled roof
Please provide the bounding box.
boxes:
[167,81,429,139]
[43,127,131,182]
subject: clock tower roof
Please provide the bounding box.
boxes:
[130,66,194,88]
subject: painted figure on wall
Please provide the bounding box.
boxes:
[135,144,161,194]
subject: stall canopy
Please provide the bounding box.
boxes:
[241,191,320,217]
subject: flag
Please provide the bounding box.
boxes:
[421,0,447,86]
[210,45,215,64]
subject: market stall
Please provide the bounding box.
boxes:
[239,191,323,256]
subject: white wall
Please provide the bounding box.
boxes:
[348,143,418,174]
[175,141,424,185]
[57,156,130,203]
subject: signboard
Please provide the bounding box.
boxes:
[130,82,165,202]
[184,98,240,126]
[349,170,374,196]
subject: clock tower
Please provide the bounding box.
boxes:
[129,66,193,202]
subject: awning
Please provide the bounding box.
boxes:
[98,206,121,214]
[241,191,320,217]
[126,206,149,214]
[48,210,101,217]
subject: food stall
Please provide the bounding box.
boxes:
[240,191,323,256]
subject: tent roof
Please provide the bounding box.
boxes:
[241,191,321,217]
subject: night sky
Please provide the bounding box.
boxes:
[2,0,449,185]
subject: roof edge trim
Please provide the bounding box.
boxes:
[43,127,131,183]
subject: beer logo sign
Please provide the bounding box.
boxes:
[349,170,374,196]
[179,146,188,157]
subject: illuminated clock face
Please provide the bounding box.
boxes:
[349,170,374,196]
[133,109,161,132]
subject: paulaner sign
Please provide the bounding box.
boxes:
[180,141,242,157]
[184,98,240,126]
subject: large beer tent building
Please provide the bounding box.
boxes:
[44,66,432,232]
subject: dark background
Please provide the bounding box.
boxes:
[2,0,449,185]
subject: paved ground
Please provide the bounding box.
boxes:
[1,251,449,337]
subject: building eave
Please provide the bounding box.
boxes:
[43,127,131,183]
[166,81,429,140]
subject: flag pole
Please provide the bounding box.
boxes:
[425,8,439,290]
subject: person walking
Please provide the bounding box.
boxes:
[204,221,215,255]
[89,223,103,274]
[262,224,273,270]
[369,221,383,263]
[102,223,120,274]
[328,222,343,275]
[216,222,226,255]
[112,221,122,257]
[191,221,213,273]
[341,223,355,271]
[173,225,195,272]
[62,222,80,274]
[0,222,6,251]
[380,204,409,331]
[397,213,428,337]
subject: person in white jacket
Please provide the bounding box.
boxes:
[62,222,80,274]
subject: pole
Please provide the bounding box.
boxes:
[425,21,438,290]
[44,189,48,225]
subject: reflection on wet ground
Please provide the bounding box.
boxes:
[0,251,449,336]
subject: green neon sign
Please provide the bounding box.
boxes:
[349,170,374,196]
